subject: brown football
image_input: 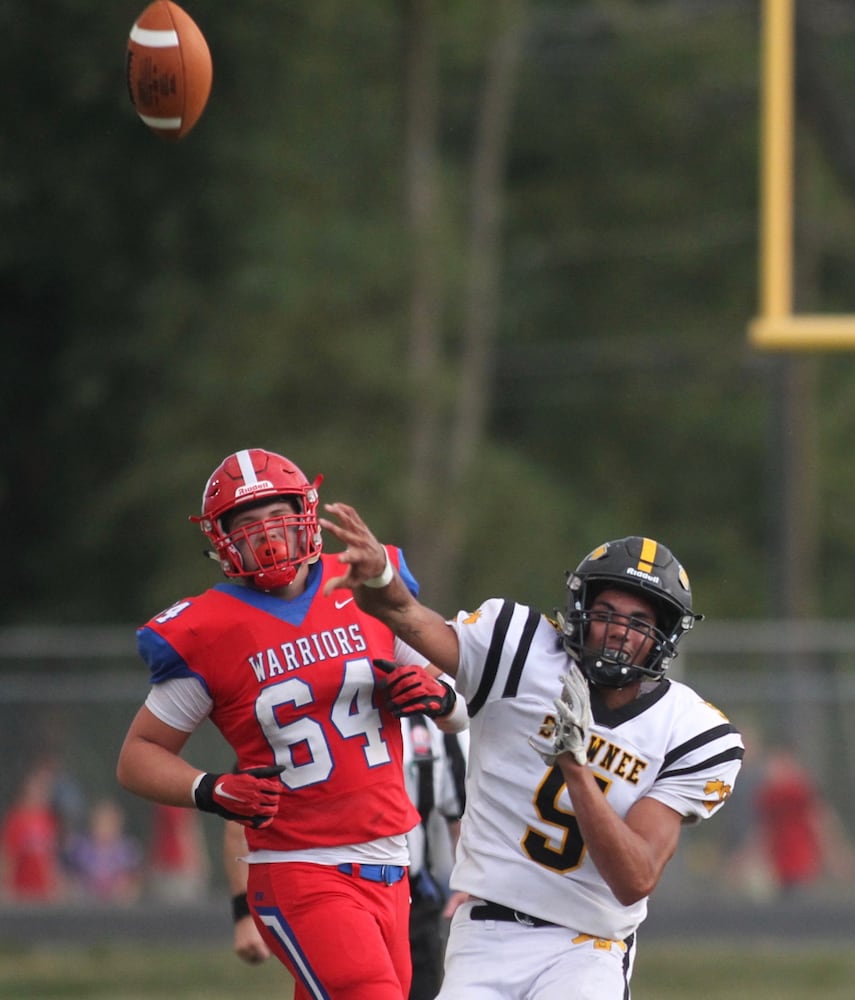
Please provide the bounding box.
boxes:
[126,1,213,140]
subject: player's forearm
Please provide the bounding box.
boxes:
[223,821,249,895]
[355,577,461,676]
[353,567,413,628]
[318,500,462,672]
[559,761,667,905]
[116,735,201,807]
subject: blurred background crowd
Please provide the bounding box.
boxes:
[0,751,210,909]
[1,696,853,913]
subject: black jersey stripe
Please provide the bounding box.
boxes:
[660,723,738,771]
[443,732,467,819]
[658,745,745,780]
[501,608,541,699]
[621,933,635,1000]
[466,599,515,718]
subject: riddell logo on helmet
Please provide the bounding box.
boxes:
[235,480,275,498]
[626,567,660,584]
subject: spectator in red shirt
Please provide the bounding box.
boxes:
[0,762,64,902]
[755,745,855,893]
[147,803,210,903]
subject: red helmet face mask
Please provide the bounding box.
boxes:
[191,449,323,590]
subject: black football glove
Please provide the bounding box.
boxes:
[373,659,457,719]
[193,764,285,829]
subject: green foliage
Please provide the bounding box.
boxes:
[6,1,855,626]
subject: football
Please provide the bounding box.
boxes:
[126,1,213,140]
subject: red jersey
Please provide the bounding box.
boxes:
[149,804,203,872]
[757,771,821,885]
[0,805,61,899]
[137,551,420,853]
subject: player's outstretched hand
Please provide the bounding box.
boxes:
[320,503,391,595]
[373,659,457,719]
[194,765,285,829]
[528,665,591,767]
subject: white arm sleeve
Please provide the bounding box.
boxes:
[392,635,430,667]
[144,677,214,733]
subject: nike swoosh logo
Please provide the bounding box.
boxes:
[214,782,243,802]
[335,598,354,609]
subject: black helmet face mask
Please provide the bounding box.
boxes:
[559,537,701,688]
[572,594,677,687]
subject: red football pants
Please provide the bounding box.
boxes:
[247,861,412,1000]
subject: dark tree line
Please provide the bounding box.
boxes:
[5,1,855,632]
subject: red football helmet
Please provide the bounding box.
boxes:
[191,448,323,590]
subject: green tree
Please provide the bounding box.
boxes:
[7,0,855,631]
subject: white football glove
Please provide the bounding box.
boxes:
[528,666,592,767]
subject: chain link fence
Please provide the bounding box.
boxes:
[0,622,853,942]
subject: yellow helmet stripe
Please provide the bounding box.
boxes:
[638,537,658,573]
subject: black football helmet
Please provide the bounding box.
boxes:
[560,536,701,687]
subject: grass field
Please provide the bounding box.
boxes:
[0,945,289,1000]
[1,942,854,1000]
[633,944,855,999]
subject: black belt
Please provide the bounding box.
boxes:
[470,900,557,928]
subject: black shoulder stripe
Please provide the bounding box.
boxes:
[501,608,541,699]
[660,723,738,771]
[466,600,515,718]
[658,745,745,780]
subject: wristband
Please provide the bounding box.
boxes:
[364,550,394,589]
[232,891,251,922]
[190,772,205,805]
[433,689,468,733]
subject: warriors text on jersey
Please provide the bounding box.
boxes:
[450,598,744,941]
[136,550,420,853]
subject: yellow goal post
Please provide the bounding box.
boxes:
[749,0,855,350]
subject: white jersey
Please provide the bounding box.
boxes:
[450,598,743,941]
